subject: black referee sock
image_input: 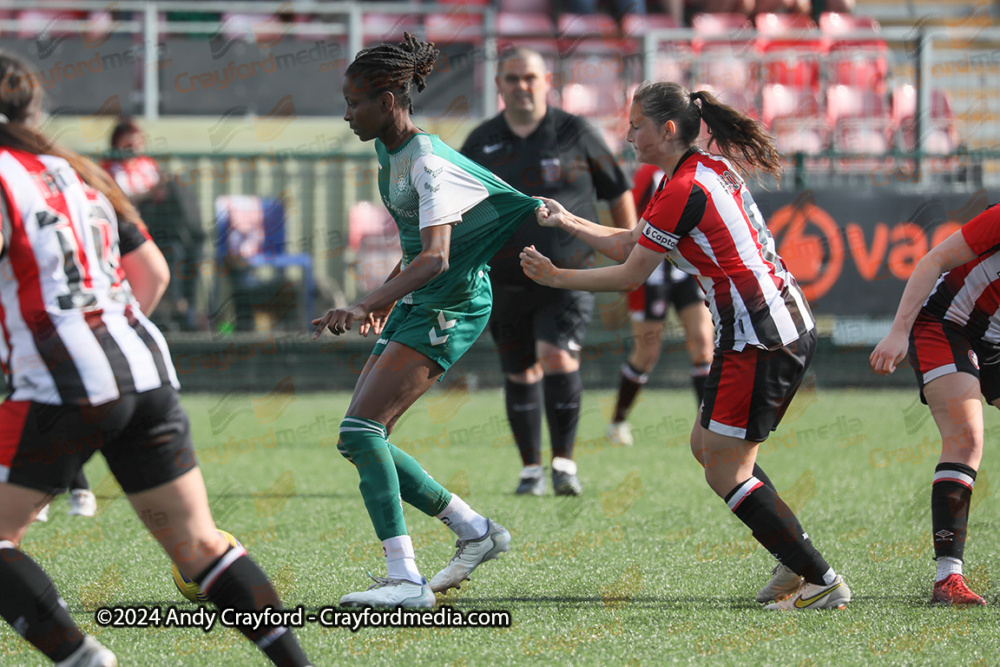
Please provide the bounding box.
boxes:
[0,543,84,662]
[195,547,310,667]
[544,371,583,460]
[613,363,647,423]
[71,468,89,491]
[931,462,977,561]
[725,478,832,586]
[505,379,543,466]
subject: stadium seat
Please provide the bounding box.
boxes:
[497,12,555,38]
[821,13,888,90]
[892,85,959,152]
[499,0,552,12]
[762,84,822,128]
[755,13,821,90]
[426,9,485,46]
[827,84,889,128]
[690,12,753,54]
[215,195,315,329]
[17,9,85,39]
[348,202,401,294]
[621,13,678,38]
[362,13,421,44]
[557,13,620,55]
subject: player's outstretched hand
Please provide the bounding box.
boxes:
[312,303,368,339]
[870,330,908,375]
[360,301,395,337]
[534,197,569,228]
[520,245,560,287]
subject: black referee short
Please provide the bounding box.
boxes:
[0,385,197,496]
[490,284,595,374]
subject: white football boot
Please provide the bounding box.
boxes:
[339,576,435,608]
[765,575,851,610]
[56,636,118,667]
[606,421,634,446]
[69,490,97,517]
[430,519,511,593]
[756,563,804,603]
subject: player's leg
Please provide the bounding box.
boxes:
[492,286,547,495]
[107,387,311,666]
[609,319,663,446]
[68,467,96,517]
[673,272,713,403]
[698,332,849,610]
[909,315,987,605]
[537,289,593,496]
[0,401,114,665]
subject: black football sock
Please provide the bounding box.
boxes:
[195,546,311,667]
[691,362,711,404]
[931,462,977,561]
[544,371,583,460]
[505,379,543,466]
[0,542,84,662]
[613,363,648,423]
[70,468,89,491]
[725,478,832,585]
[752,463,777,491]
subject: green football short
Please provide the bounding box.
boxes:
[370,285,493,378]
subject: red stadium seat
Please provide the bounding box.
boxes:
[691,12,753,54]
[500,0,553,12]
[497,12,555,38]
[755,12,821,89]
[827,84,888,128]
[18,9,86,39]
[621,13,678,38]
[426,10,484,45]
[557,13,620,54]
[762,84,822,128]
[363,13,421,44]
[892,85,959,152]
[818,12,880,35]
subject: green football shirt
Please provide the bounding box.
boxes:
[375,132,541,306]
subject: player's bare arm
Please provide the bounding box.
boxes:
[870,230,977,375]
[520,242,662,293]
[534,196,641,262]
[120,242,171,316]
[314,224,452,338]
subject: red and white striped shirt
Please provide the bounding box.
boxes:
[0,148,178,406]
[924,203,1000,347]
[636,149,814,351]
[101,155,161,200]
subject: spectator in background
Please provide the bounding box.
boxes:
[461,47,636,497]
[104,119,205,332]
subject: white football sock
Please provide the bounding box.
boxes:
[382,535,421,584]
[821,568,838,586]
[436,495,488,541]
[936,556,962,582]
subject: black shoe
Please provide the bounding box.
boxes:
[515,469,546,496]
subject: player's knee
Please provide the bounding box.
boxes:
[336,439,355,464]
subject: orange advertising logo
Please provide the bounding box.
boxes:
[767,191,980,302]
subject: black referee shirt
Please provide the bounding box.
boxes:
[461,107,631,287]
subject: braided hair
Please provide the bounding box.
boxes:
[345,33,440,114]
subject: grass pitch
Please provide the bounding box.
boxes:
[4,385,1000,666]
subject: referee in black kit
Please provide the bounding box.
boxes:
[461,47,635,496]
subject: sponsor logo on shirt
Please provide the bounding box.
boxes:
[482,143,504,154]
[641,222,680,252]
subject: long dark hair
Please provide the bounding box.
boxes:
[633,81,782,179]
[0,52,144,229]
[345,33,440,114]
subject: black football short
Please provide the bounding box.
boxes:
[627,262,704,322]
[0,385,197,495]
[700,329,817,442]
[490,284,595,374]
